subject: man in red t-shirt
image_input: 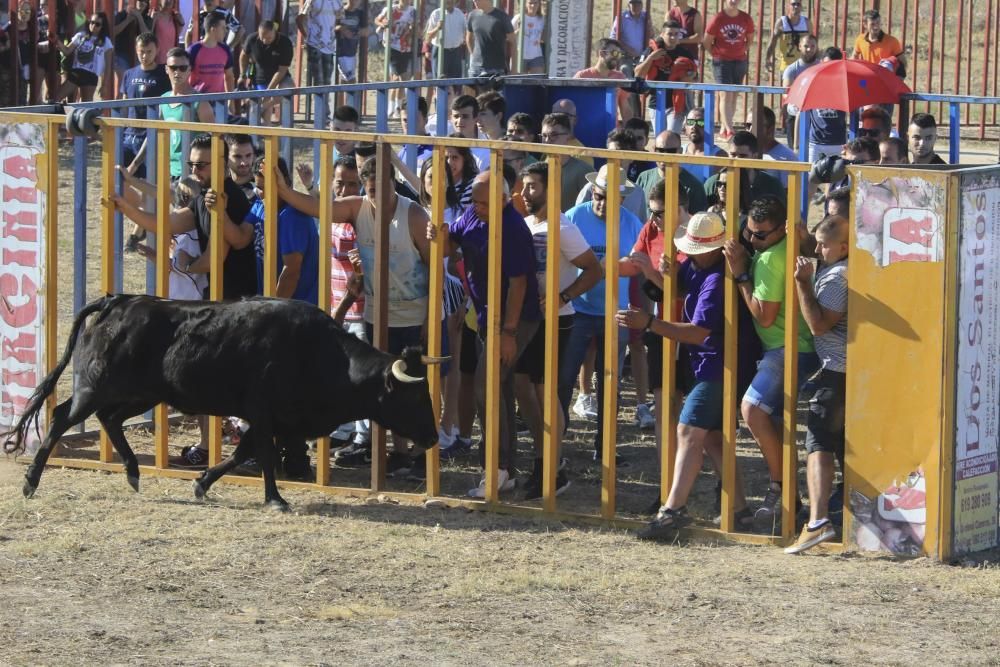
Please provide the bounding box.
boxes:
[574,37,635,121]
[704,0,755,138]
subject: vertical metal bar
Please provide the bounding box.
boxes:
[44,121,59,429]
[314,92,327,177]
[426,146,447,499]
[720,162,741,534]
[910,0,919,110]
[516,0,526,73]
[376,89,389,133]
[435,85,449,136]
[704,91,716,159]
[993,0,999,126]
[73,136,88,317]
[937,0,946,118]
[154,128,171,469]
[949,102,960,164]
[600,159,621,520]
[99,125,116,462]
[797,112,811,219]
[542,154,562,512]
[900,0,908,66]
[780,172,801,544]
[654,89,666,136]
[280,97,293,167]
[483,153,504,503]
[405,87,420,172]
[984,0,995,134]
[371,142,393,491]
[207,133,225,467]
[833,0,840,47]
[315,139,334,487]
[962,0,970,125]
[112,110,125,294]
[262,135,279,296]
[659,163,679,505]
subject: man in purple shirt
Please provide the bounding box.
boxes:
[615,211,754,539]
[429,172,540,498]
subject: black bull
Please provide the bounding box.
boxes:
[3,295,443,509]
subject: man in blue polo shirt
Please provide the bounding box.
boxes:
[559,164,644,463]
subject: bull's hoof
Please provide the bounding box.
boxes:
[22,480,36,499]
[193,480,207,500]
[127,475,140,493]
[265,499,290,512]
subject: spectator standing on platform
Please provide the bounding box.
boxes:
[55,12,113,102]
[119,32,170,181]
[112,0,154,77]
[335,0,367,84]
[151,0,185,64]
[375,0,416,118]
[851,9,904,65]
[188,11,235,93]
[764,0,811,76]
[185,0,243,49]
[426,0,467,81]
[240,19,294,122]
[610,0,654,67]
[786,214,849,554]
[297,0,340,122]
[574,37,634,122]
[908,113,947,165]
[512,0,545,73]
[781,32,819,88]
[704,0,754,139]
[634,19,697,82]
[466,0,514,77]
[667,0,704,57]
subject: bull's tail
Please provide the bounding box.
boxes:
[2,295,114,455]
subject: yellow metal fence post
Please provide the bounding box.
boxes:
[262,135,279,297]
[720,166,743,534]
[660,164,680,504]
[207,133,226,467]
[154,129,172,468]
[781,175,802,543]
[484,153,504,503]
[600,160,621,520]
[315,140,334,487]
[542,155,563,512]
[44,122,58,428]
[426,146,448,499]
[99,124,116,463]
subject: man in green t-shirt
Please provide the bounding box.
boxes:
[722,196,819,534]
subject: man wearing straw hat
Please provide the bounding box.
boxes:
[560,164,644,464]
[619,210,755,538]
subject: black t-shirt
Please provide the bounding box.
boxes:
[187,178,258,299]
[120,65,171,145]
[243,33,293,85]
[467,8,513,73]
[928,153,947,165]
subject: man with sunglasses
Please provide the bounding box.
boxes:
[126,46,215,180]
[682,107,727,159]
[859,106,892,143]
[574,38,635,122]
[112,133,258,300]
[722,197,818,534]
[764,1,811,75]
[540,112,592,212]
[634,130,707,218]
[703,131,785,212]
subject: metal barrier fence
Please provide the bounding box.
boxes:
[0,106,816,546]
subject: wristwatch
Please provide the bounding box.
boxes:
[734,272,751,284]
[559,290,571,305]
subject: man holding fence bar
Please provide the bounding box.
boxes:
[722,197,818,535]
[786,215,849,554]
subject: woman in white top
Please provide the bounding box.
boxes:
[511,0,545,73]
[56,12,114,102]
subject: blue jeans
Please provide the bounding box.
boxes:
[557,313,628,456]
[743,347,820,416]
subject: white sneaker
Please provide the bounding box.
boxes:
[573,393,598,420]
[636,403,655,430]
[467,469,516,498]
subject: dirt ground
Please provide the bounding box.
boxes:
[2,457,1000,667]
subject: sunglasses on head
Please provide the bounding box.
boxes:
[686,119,705,127]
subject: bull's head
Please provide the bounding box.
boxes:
[380,346,449,449]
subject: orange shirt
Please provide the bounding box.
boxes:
[853,32,903,64]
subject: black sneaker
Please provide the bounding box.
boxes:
[713,506,755,532]
[753,485,803,535]
[386,451,412,477]
[523,459,544,500]
[636,506,690,540]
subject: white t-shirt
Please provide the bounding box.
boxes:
[525,213,592,316]
[69,32,113,75]
[428,6,466,49]
[169,230,208,301]
[512,14,544,61]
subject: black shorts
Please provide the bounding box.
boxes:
[68,67,99,88]
[460,322,479,375]
[431,45,466,78]
[516,314,573,384]
[804,369,846,457]
[644,330,693,393]
[389,49,412,76]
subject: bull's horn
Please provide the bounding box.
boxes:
[391,359,425,383]
[420,354,452,365]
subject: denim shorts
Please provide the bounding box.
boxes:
[678,380,724,431]
[712,59,748,85]
[743,347,820,415]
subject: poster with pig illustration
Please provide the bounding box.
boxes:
[853,174,946,267]
[851,469,927,555]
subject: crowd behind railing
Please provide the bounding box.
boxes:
[9,0,966,555]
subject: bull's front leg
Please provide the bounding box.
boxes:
[253,423,289,512]
[193,427,257,499]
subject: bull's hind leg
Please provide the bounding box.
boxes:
[192,426,257,500]
[96,402,156,493]
[252,421,289,511]
[24,393,100,498]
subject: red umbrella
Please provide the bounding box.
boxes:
[785,59,912,112]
